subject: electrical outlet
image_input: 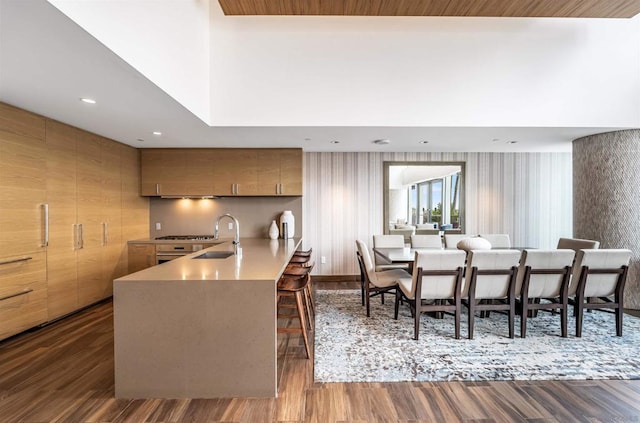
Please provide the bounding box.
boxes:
[155,222,161,230]
[321,256,326,264]
[228,222,234,230]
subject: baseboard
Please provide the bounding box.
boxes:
[311,275,359,283]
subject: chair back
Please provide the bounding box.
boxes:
[570,249,631,297]
[416,228,440,235]
[464,250,521,299]
[444,234,471,248]
[373,234,405,248]
[557,237,600,252]
[355,240,378,284]
[479,234,511,248]
[410,234,442,249]
[516,249,575,298]
[412,250,466,300]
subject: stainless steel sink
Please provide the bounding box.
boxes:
[192,251,234,259]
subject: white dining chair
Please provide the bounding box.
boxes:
[410,234,443,249]
[479,234,511,248]
[463,250,521,339]
[443,234,472,249]
[394,250,466,340]
[571,249,631,337]
[557,237,600,252]
[516,249,575,338]
[372,234,409,271]
[356,240,411,317]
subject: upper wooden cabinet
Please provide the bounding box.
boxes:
[140,148,302,197]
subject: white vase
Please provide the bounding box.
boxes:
[279,210,295,239]
[268,220,279,240]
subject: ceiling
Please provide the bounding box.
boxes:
[218,0,640,18]
[0,0,632,153]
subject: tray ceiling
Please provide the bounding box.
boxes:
[217,0,640,18]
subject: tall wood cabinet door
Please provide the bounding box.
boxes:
[185,149,216,195]
[0,251,47,340]
[0,110,47,258]
[257,150,281,195]
[121,145,149,270]
[140,149,187,196]
[100,138,123,298]
[279,149,302,195]
[212,149,258,195]
[76,131,103,307]
[45,120,79,320]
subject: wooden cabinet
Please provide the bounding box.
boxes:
[0,103,150,336]
[0,252,47,340]
[127,243,156,274]
[140,148,302,197]
[0,104,48,338]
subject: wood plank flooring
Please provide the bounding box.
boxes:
[1,284,640,422]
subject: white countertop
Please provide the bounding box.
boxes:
[117,237,302,282]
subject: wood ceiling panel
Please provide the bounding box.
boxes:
[217,0,640,18]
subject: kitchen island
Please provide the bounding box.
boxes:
[113,237,302,399]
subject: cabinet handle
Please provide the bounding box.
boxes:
[0,288,33,302]
[0,256,33,266]
[42,203,49,247]
[79,224,84,249]
[102,222,108,246]
[73,224,78,250]
[236,184,239,195]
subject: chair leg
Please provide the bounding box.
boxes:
[521,300,528,338]
[454,296,461,340]
[468,299,475,340]
[616,305,623,336]
[508,296,515,339]
[414,301,421,340]
[576,296,584,338]
[295,291,311,359]
[560,303,567,338]
[303,288,314,332]
[394,290,401,320]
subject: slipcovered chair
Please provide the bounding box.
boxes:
[571,249,631,337]
[517,249,575,338]
[356,240,411,317]
[479,234,511,249]
[410,234,443,249]
[443,234,472,249]
[372,235,409,271]
[463,250,521,339]
[557,237,600,253]
[393,250,466,340]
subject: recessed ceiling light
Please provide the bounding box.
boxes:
[80,98,96,104]
[419,140,429,144]
[330,140,340,144]
[507,140,518,144]
[492,138,500,142]
[304,138,311,141]
[153,131,162,136]
[136,138,145,142]
[373,139,391,145]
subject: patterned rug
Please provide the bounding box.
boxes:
[314,290,640,383]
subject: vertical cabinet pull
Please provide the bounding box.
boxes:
[102,222,108,246]
[73,224,78,250]
[156,183,160,195]
[79,224,84,249]
[42,203,49,247]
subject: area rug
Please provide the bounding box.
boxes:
[313,290,640,383]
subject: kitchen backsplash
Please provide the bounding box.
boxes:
[149,197,302,239]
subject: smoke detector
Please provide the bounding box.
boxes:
[373,139,391,145]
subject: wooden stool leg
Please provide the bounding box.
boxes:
[295,291,311,359]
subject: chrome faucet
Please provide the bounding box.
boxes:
[214,213,240,254]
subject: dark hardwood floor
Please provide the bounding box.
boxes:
[1,283,640,422]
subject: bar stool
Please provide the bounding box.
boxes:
[277,265,313,359]
[293,248,312,258]
[284,252,315,321]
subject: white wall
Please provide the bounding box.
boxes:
[303,152,572,275]
[47,0,211,124]
[209,8,640,128]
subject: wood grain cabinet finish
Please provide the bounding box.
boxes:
[0,102,149,338]
[140,148,302,197]
[0,104,49,339]
[127,244,156,274]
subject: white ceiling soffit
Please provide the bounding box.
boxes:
[0,0,635,152]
